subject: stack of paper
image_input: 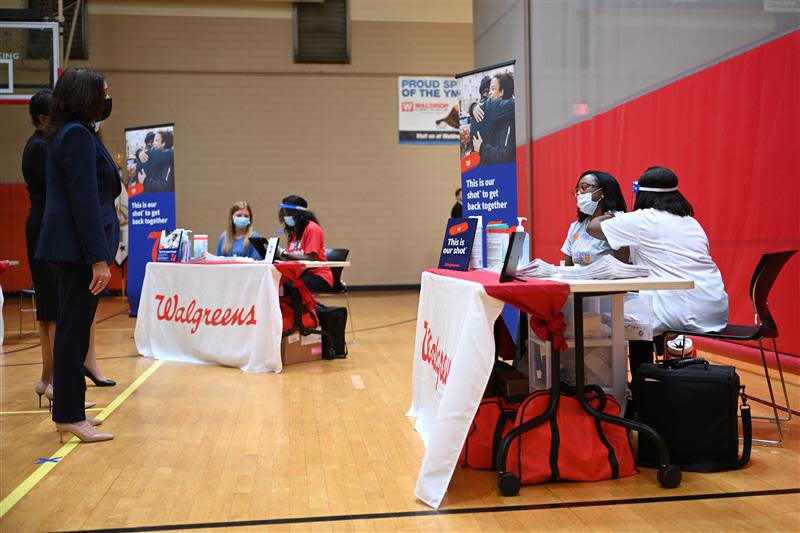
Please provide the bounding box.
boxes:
[518,255,650,280]
[191,251,255,263]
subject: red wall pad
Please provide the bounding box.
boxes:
[529,31,800,357]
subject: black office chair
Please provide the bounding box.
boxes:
[317,248,356,341]
[664,250,797,446]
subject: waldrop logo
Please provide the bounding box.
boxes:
[401,101,415,112]
[154,294,256,334]
[421,320,452,390]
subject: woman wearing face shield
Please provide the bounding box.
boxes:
[215,200,262,259]
[277,195,333,292]
[587,166,729,376]
[562,170,628,266]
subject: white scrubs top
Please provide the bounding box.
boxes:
[561,218,615,266]
[601,208,728,333]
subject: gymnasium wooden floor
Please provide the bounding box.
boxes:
[1,291,798,532]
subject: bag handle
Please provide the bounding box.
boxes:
[583,384,608,411]
[737,385,752,468]
[662,357,708,370]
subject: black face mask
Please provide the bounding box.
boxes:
[99,97,113,121]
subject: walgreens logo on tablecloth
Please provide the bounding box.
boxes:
[154,294,257,334]
[420,320,452,390]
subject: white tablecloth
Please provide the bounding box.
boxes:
[407,272,694,508]
[134,262,284,372]
[407,271,504,508]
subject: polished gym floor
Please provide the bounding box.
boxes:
[1,291,798,532]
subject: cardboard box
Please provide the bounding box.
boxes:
[281,332,322,366]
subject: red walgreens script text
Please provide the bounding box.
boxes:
[154,294,257,334]
[421,320,452,390]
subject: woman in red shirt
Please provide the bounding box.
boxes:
[278,195,333,291]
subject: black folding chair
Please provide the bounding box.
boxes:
[664,250,797,446]
[316,248,356,341]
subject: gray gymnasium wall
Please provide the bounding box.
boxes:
[474,0,800,142]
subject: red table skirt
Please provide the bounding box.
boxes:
[427,269,571,351]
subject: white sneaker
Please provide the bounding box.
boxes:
[667,335,693,357]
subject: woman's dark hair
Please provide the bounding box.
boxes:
[144,131,155,145]
[29,89,52,127]
[494,72,514,99]
[157,130,174,149]
[44,68,105,141]
[281,195,319,238]
[576,170,627,222]
[633,166,694,217]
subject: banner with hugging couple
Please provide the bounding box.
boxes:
[456,61,518,230]
[125,123,177,316]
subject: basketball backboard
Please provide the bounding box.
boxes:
[0,21,59,103]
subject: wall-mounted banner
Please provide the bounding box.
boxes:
[398,76,460,144]
[438,218,477,271]
[455,61,518,227]
[125,123,177,316]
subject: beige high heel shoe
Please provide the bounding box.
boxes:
[55,420,113,444]
[35,380,50,409]
[43,384,96,410]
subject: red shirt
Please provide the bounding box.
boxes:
[287,221,333,287]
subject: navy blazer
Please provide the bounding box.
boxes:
[36,122,122,265]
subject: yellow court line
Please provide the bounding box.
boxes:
[0,408,103,416]
[0,359,164,518]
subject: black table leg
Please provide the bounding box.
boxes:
[572,293,680,488]
[495,317,562,496]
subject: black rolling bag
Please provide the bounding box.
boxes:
[633,358,751,472]
[316,304,348,359]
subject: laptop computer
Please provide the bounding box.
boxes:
[249,237,280,263]
[499,231,527,283]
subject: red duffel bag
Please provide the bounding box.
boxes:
[279,296,318,332]
[459,397,518,470]
[505,385,637,484]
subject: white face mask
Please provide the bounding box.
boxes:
[576,191,602,216]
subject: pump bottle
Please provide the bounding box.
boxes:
[516,217,530,267]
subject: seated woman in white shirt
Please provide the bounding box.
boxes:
[562,170,628,266]
[587,166,729,375]
[215,200,263,260]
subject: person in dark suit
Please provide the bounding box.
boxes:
[37,68,120,444]
[22,90,59,407]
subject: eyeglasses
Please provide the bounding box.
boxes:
[574,185,602,196]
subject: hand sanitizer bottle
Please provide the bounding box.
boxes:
[516,217,530,267]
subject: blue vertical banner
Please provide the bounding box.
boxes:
[124,123,177,316]
[456,61,520,335]
[456,60,518,228]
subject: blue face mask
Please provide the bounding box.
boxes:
[232,215,250,229]
[283,216,296,227]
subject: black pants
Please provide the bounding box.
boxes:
[284,272,332,294]
[51,263,98,423]
[301,272,333,293]
[628,334,666,378]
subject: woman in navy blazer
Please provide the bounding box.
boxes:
[37,68,120,443]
